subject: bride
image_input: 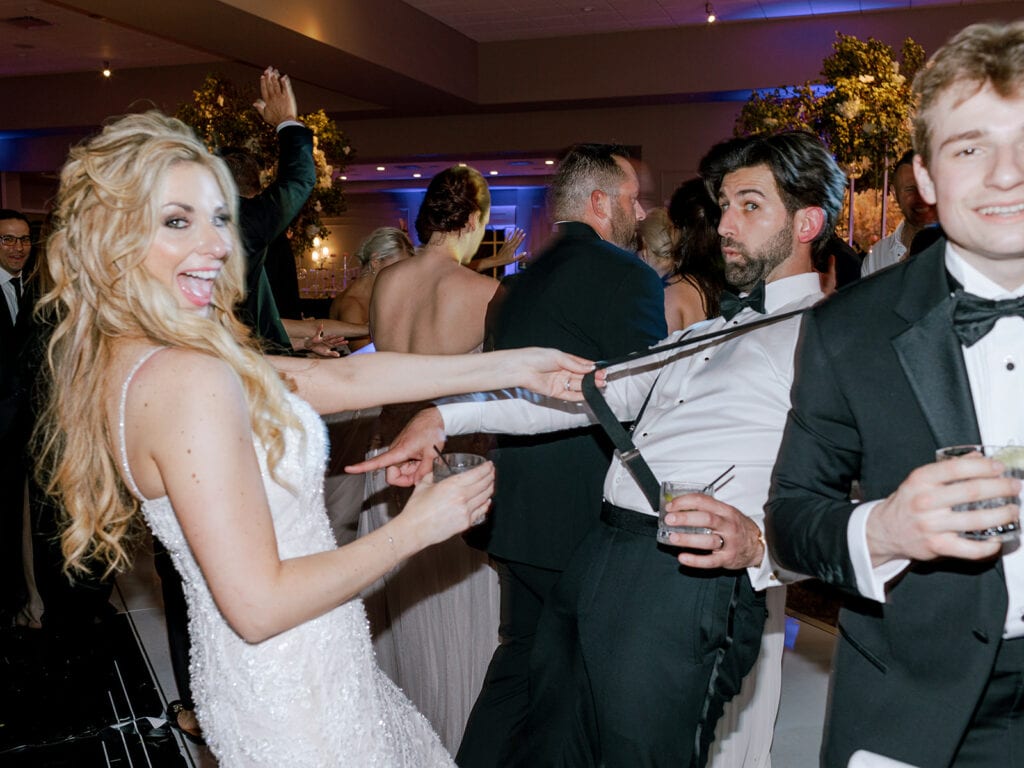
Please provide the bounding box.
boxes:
[34,111,595,767]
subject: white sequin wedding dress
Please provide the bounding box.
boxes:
[120,350,454,768]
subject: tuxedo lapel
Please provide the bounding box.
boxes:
[890,243,982,449]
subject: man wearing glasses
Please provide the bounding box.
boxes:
[0,209,31,328]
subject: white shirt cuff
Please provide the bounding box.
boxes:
[747,517,805,590]
[276,120,304,131]
[437,399,482,436]
[848,499,910,602]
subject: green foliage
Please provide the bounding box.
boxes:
[175,74,354,254]
[736,32,926,188]
[735,83,818,137]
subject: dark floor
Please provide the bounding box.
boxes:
[0,613,189,767]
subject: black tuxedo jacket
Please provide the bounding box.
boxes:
[767,239,1005,767]
[0,277,34,440]
[487,221,666,570]
[238,124,315,352]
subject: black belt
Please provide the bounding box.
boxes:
[601,501,657,536]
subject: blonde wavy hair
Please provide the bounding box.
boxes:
[35,111,301,578]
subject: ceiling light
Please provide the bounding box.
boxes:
[705,2,716,23]
[544,160,555,166]
[458,162,467,167]
[340,175,347,181]
[101,61,112,78]
[489,171,498,176]
[376,166,385,171]
[412,173,422,178]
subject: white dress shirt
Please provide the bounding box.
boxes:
[0,267,20,324]
[850,244,1024,637]
[441,272,825,591]
[861,222,908,277]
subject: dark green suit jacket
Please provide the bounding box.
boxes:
[238,124,315,352]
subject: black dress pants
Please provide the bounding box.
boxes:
[501,521,766,768]
[456,557,563,768]
[952,635,1024,767]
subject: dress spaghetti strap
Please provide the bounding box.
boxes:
[118,347,166,501]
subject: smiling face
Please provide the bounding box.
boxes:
[915,82,1024,285]
[0,217,31,276]
[144,162,232,313]
[893,163,937,230]
[716,164,796,292]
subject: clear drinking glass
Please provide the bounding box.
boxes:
[433,453,489,526]
[935,444,1024,541]
[657,480,715,545]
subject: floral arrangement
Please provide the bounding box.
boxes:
[175,73,353,254]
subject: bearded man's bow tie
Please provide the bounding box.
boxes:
[719,281,767,321]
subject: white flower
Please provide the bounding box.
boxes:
[837,97,863,120]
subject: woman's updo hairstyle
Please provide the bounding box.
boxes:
[415,165,490,244]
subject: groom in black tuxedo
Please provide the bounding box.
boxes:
[767,21,1024,768]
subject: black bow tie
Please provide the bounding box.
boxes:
[720,281,766,321]
[952,290,1024,347]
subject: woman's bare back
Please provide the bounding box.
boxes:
[370,252,498,354]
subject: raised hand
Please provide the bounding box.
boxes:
[474,228,527,271]
[866,456,1020,566]
[253,66,298,127]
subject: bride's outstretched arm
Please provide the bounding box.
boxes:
[134,350,493,644]
[268,347,599,414]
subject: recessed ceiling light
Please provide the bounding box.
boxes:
[340,175,347,181]
[489,171,499,176]
[544,159,555,165]
[413,173,422,178]
[458,163,467,167]
[376,166,385,171]
[101,61,112,78]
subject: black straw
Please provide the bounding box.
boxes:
[433,446,452,470]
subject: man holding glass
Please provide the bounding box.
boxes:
[767,21,1024,768]
[356,130,846,766]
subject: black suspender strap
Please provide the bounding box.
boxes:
[580,306,812,513]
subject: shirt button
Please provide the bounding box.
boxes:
[1006,357,1016,371]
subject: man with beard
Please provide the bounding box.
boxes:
[357,131,845,766]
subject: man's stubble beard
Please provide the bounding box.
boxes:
[609,203,639,252]
[722,218,794,293]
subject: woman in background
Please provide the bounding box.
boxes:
[330,227,414,352]
[638,178,726,333]
[361,165,503,752]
